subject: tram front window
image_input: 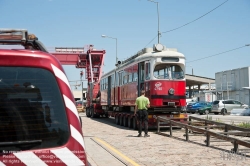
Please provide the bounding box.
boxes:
[154,64,184,80]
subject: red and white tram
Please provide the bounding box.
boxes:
[100,44,187,128]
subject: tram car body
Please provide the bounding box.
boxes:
[100,44,187,127]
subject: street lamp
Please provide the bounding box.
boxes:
[148,0,160,44]
[101,35,118,64]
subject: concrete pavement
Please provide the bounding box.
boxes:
[80,113,249,166]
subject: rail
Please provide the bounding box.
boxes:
[156,116,250,153]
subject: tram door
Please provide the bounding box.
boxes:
[107,75,111,106]
[138,62,145,97]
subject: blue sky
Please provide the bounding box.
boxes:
[1,0,250,88]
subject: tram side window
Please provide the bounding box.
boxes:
[105,78,108,89]
[133,72,138,82]
[123,75,128,84]
[145,62,150,80]
[128,74,132,83]
[111,74,114,88]
[116,73,119,87]
[132,64,138,82]
[140,64,144,81]
[123,70,127,84]
[119,71,123,86]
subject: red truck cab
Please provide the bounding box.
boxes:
[0,29,86,165]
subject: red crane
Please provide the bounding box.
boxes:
[51,46,106,116]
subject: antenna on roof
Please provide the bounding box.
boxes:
[148,0,161,44]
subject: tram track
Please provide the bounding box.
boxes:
[89,137,140,166]
[90,137,127,166]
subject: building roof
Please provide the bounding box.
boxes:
[186,74,215,87]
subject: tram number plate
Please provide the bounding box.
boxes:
[168,102,175,106]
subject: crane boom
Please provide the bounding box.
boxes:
[51,46,106,112]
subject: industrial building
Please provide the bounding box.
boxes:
[215,66,250,105]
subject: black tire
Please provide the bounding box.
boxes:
[86,107,90,117]
[132,117,138,130]
[221,109,227,115]
[104,113,109,118]
[79,116,82,127]
[205,109,210,115]
[115,115,119,125]
[90,107,96,118]
[119,115,123,126]
[128,117,132,128]
[199,112,203,115]
[123,116,128,127]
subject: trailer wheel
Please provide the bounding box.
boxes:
[79,116,82,127]
[86,107,90,117]
[132,117,138,130]
[115,115,119,125]
[104,113,109,118]
[123,116,128,127]
[119,115,123,126]
[128,117,132,128]
[90,107,95,118]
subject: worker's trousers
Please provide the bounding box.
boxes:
[136,110,148,134]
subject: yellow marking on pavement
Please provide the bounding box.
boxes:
[94,137,140,166]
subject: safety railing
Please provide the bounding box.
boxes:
[157,116,250,153]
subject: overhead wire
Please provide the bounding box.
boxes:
[144,0,229,47]
[144,34,158,48]
[162,0,229,34]
[186,45,249,63]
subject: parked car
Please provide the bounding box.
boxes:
[230,108,250,116]
[197,102,212,115]
[186,101,196,106]
[187,102,209,114]
[212,100,248,115]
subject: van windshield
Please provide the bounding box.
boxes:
[0,67,69,151]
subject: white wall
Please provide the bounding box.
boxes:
[199,92,217,102]
[72,90,87,101]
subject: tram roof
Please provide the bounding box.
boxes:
[102,47,185,78]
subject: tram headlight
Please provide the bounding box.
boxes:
[154,43,164,52]
[168,88,175,95]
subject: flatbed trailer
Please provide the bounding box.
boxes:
[107,111,188,129]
